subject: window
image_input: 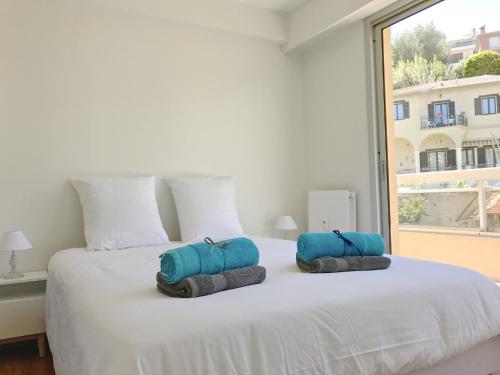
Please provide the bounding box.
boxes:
[434,102,449,125]
[394,102,404,120]
[462,148,475,168]
[481,96,497,115]
[490,36,500,49]
[394,101,409,121]
[485,147,496,167]
[427,150,447,171]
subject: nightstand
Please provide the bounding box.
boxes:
[0,271,48,357]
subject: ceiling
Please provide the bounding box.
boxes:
[232,0,307,12]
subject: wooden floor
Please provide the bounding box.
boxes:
[0,340,54,375]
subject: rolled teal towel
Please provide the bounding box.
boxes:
[159,237,259,284]
[297,232,386,262]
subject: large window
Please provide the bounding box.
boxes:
[374,0,500,279]
[481,96,497,115]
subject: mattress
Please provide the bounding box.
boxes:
[46,236,500,375]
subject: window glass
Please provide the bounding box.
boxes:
[437,151,446,170]
[394,102,405,120]
[462,149,475,168]
[428,152,437,171]
[486,148,495,167]
[490,36,500,49]
[481,97,497,115]
[434,102,449,125]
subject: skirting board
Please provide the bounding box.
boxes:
[410,335,500,375]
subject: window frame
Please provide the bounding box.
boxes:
[485,147,497,167]
[368,0,445,249]
[481,96,497,115]
[394,101,405,121]
[462,148,475,168]
[490,36,500,49]
[433,101,450,125]
[426,148,448,172]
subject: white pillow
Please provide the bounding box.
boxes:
[72,176,169,250]
[168,176,245,242]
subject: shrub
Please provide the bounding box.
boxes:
[463,51,500,77]
[398,195,426,224]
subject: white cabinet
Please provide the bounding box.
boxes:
[0,271,48,357]
[308,190,356,232]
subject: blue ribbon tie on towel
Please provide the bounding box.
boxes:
[296,231,385,262]
[159,237,259,284]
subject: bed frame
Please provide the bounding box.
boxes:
[411,335,500,375]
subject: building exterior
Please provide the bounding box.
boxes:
[448,26,500,63]
[393,75,500,174]
[449,32,476,64]
[476,25,500,54]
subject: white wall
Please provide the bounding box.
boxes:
[82,0,287,43]
[0,0,306,272]
[286,0,398,51]
[302,22,378,231]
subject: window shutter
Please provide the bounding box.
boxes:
[477,147,486,167]
[449,101,455,117]
[403,101,410,119]
[446,150,457,170]
[419,152,428,172]
[497,95,500,113]
[474,98,482,115]
[428,104,434,121]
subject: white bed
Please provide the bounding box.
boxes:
[46,236,500,375]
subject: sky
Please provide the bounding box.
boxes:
[391,0,500,41]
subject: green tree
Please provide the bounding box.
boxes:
[392,23,450,66]
[398,195,426,224]
[392,55,459,89]
[455,180,470,188]
[453,59,466,78]
[463,51,500,77]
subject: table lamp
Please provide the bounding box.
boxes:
[0,230,32,279]
[274,215,298,240]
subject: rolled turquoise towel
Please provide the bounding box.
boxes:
[159,237,259,284]
[297,232,386,262]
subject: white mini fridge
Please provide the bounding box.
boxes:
[308,190,356,232]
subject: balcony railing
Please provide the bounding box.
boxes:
[463,163,500,169]
[396,168,417,174]
[395,168,500,282]
[420,114,468,129]
[396,167,500,233]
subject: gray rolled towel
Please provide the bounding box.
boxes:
[156,265,266,298]
[297,255,391,273]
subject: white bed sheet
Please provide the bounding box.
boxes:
[46,236,500,375]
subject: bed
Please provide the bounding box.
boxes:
[46,236,500,375]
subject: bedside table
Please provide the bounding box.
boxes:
[0,270,48,357]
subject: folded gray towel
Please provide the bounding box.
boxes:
[296,255,391,273]
[156,266,266,298]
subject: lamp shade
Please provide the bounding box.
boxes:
[274,216,298,231]
[0,230,32,251]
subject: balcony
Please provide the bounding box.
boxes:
[394,168,500,281]
[420,114,468,129]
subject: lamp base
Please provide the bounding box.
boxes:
[3,270,24,279]
[4,251,24,279]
